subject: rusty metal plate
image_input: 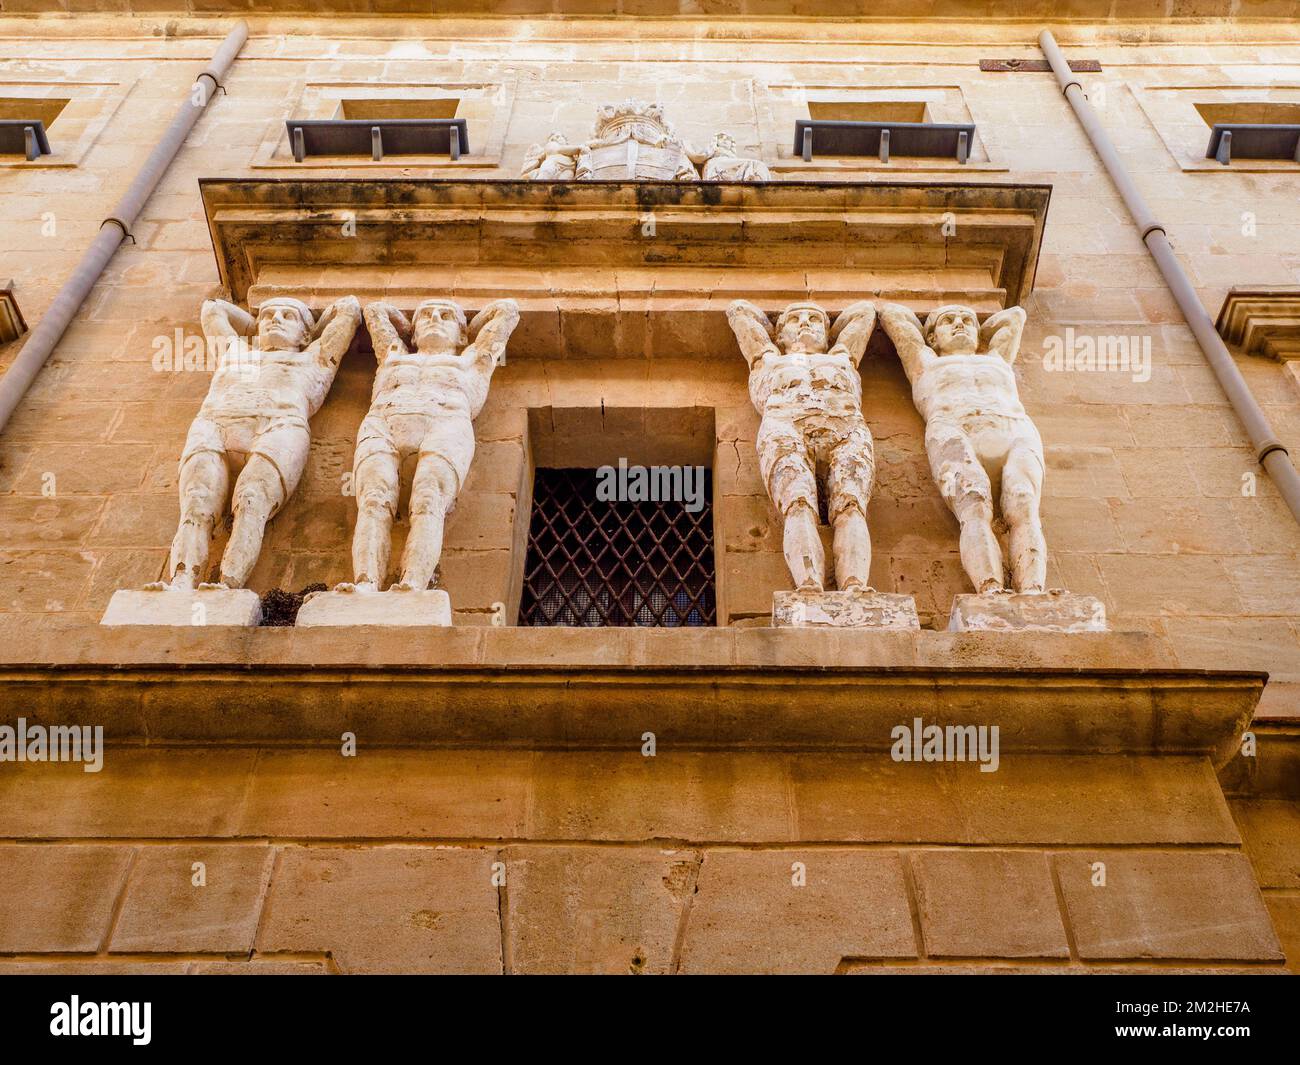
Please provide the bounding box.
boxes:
[980,59,1101,72]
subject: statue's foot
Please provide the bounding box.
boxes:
[390,580,416,593]
[142,580,172,592]
[198,581,230,591]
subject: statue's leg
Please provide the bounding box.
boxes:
[397,415,471,593]
[350,423,401,590]
[826,420,876,591]
[758,418,824,592]
[1001,436,1047,593]
[927,423,1004,593]
[165,445,229,590]
[220,426,304,589]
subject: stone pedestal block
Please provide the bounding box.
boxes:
[773,589,920,629]
[947,591,1107,633]
[100,588,262,627]
[295,588,452,628]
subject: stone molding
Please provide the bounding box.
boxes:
[1216,287,1300,362]
[201,178,1050,359]
[0,628,1260,763]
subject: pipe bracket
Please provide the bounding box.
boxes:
[1258,440,1291,465]
[99,217,135,244]
[196,71,227,96]
[1139,222,1167,242]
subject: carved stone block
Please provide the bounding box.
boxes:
[295,589,452,627]
[947,591,1108,633]
[773,589,921,630]
[100,588,262,627]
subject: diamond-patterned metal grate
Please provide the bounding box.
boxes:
[519,467,716,627]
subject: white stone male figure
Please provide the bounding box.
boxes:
[878,302,1046,594]
[342,297,519,595]
[155,295,361,590]
[727,299,878,593]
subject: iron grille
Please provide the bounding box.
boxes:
[520,467,716,627]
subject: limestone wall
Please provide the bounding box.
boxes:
[0,17,1297,709]
[0,12,1298,974]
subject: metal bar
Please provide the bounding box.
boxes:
[957,129,969,164]
[450,124,460,161]
[23,124,36,162]
[878,127,890,163]
[370,125,382,161]
[0,21,249,439]
[292,126,304,162]
[1039,28,1300,527]
[801,126,812,162]
[1216,129,1232,165]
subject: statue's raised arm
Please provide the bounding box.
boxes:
[465,298,520,379]
[200,299,254,342]
[364,301,412,361]
[877,302,935,384]
[310,296,362,369]
[726,299,779,369]
[979,305,1027,365]
[828,300,877,368]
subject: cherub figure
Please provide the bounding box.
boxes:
[521,131,581,181]
[693,132,772,181]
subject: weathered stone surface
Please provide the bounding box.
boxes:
[112,845,274,953]
[100,587,262,626]
[238,750,531,839]
[911,850,1069,959]
[773,589,920,629]
[1231,799,1300,889]
[0,750,258,839]
[947,591,1108,633]
[679,850,915,974]
[256,847,502,974]
[504,846,697,974]
[0,845,133,952]
[295,587,451,627]
[1055,850,1284,962]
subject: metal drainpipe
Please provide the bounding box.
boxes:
[1038,28,1300,526]
[0,20,249,437]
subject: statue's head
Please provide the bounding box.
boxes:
[545,131,569,150]
[412,298,467,353]
[711,132,737,156]
[255,298,314,350]
[776,301,830,355]
[924,304,979,355]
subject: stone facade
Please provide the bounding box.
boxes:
[0,3,1297,974]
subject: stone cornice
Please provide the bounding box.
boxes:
[0,1,1281,20]
[201,178,1050,358]
[1216,287,1300,362]
[0,626,1261,764]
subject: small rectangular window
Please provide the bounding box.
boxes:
[337,98,459,121]
[520,467,716,628]
[0,97,69,128]
[1198,102,1300,164]
[808,101,929,124]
